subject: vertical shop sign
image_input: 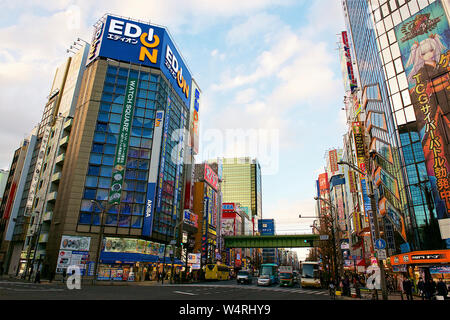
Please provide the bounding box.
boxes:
[26,126,51,213]
[156,97,172,212]
[109,78,137,204]
[142,110,165,236]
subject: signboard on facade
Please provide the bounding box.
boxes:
[394,0,450,218]
[87,15,193,107]
[183,210,198,228]
[221,218,235,236]
[188,253,201,264]
[204,163,218,191]
[390,250,450,265]
[222,203,235,211]
[109,78,138,204]
[57,236,91,274]
[189,80,200,154]
[318,173,329,191]
[26,126,51,213]
[329,149,339,175]
[340,31,358,93]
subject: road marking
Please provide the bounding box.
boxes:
[173,290,197,296]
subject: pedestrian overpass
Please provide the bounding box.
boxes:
[223,234,320,248]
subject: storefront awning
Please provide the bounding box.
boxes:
[100,251,159,264]
[100,252,187,265]
[390,250,450,266]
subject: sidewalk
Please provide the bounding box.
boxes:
[338,289,424,301]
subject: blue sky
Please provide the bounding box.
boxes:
[0,0,346,259]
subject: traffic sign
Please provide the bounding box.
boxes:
[320,235,329,240]
[376,249,387,260]
[375,238,386,250]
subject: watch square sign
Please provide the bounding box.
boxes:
[87,14,193,107]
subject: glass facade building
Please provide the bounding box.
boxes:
[221,157,262,220]
[342,0,447,251]
[78,64,187,239]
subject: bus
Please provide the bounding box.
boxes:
[205,264,230,281]
[300,261,321,288]
[258,263,279,286]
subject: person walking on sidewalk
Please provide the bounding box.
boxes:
[402,276,413,301]
[62,269,67,283]
[417,277,425,300]
[424,278,436,300]
[436,278,448,300]
[34,270,41,283]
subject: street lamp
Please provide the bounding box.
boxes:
[313,196,340,285]
[90,200,119,284]
[337,159,388,300]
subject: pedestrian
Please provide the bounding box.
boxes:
[62,269,67,283]
[34,269,41,283]
[344,275,350,296]
[436,278,448,300]
[417,277,425,300]
[424,278,436,300]
[329,279,336,299]
[402,275,413,301]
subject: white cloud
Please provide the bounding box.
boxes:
[225,12,283,45]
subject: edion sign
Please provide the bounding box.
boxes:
[204,164,218,191]
[86,15,193,107]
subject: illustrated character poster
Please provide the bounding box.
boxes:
[395,0,450,218]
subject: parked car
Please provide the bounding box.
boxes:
[237,270,252,284]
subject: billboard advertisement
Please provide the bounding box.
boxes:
[109,77,138,204]
[172,110,186,220]
[189,80,201,154]
[222,203,235,212]
[318,173,329,191]
[26,126,51,212]
[258,219,275,235]
[221,218,235,236]
[204,163,219,191]
[142,110,164,237]
[57,235,91,274]
[329,149,339,175]
[156,97,172,213]
[394,0,450,218]
[87,15,192,107]
[183,210,198,228]
[340,31,358,93]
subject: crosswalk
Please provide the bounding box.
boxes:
[0,281,65,292]
[167,283,329,296]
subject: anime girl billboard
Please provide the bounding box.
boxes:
[395,0,450,219]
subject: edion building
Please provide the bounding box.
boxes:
[2,14,201,282]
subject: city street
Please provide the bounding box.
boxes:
[0,279,331,300]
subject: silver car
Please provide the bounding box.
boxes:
[257,275,271,286]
